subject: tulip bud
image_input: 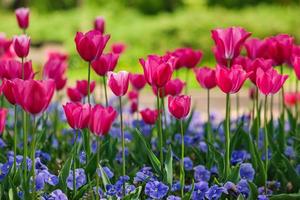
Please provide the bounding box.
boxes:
[15,7,30,30]
[107,71,129,97]
[168,95,191,119]
[94,16,105,34]
[13,35,30,58]
[140,108,159,125]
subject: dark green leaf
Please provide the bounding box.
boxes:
[164,146,173,186]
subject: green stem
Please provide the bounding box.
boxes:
[263,95,268,193]
[13,105,18,175]
[156,88,164,171]
[225,93,231,178]
[280,65,285,151]
[255,87,260,144]
[236,93,240,120]
[73,130,78,196]
[96,136,100,199]
[295,79,299,122]
[207,89,212,144]
[31,116,36,199]
[180,120,185,197]
[119,97,126,195]
[102,76,108,107]
[87,62,91,105]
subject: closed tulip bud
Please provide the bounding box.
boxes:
[244,38,268,60]
[140,108,159,125]
[111,42,126,54]
[14,79,55,115]
[194,67,216,89]
[171,48,203,69]
[215,64,250,94]
[76,80,96,97]
[13,35,30,58]
[107,71,129,97]
[256,67,288,95]
[140,54,177,88]
[89,105,117,136]
[75,30,110,62]
[130,100,138,114]
[91,53,119,76]
[165,79,185,96]
[284,92,297,107]
[0,108,7,134]
[168,95,191,119]
[67,87,82,102]
[43,57,67,91]
[0,59,34,80]
[63,102,91,129]
[211,27,251,65]
[127,90,139,100]
[15,8,29,30]
[129,73,146,90]
[94,16,105,34]
[2,79,18,105]
[293,56,300,80]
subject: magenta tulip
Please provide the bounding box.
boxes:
[0,108,7,134]
[168,95,191,119]
[129,73,146,90]
[256,67,288,95]
[75,30,110,62]
[63,102,91,129]
[91,53,119,76]
[2,79,18,105]
[293,56,300,80]
[89,105,117,136]
[244,38,268,60]
[111,42,126,54]
[107,71,129,97]
[0,34,12,57]
[128,90,139,100]
[165,79,185,96]
[76,80,96,97]
[43,57,67,91]
[244,58,273,84]
[284,92,297,107]
[171,48,203,69]
[0,59,34,80]
[15,8,29,30]
[13,35,30,58]
[67,87,82,102]
[140,108,159,125]
[194,67,216,89]
[94,16,105,34]
[14,79,55,115]
[211,27,251,65]
[215,64,250,94]
[140,54,177,88]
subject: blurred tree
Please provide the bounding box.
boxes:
[206,0,299,8]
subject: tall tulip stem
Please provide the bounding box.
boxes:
[102,76,108,107]
[263,95,268,193]
[207,89,212,143]
[255,87,260,143]
[73,130,78,197]
[13,105,18,175]
[96,136,100,199]
[156,88,164,171]
[280,65,285,151]
[295,79,299,121]
[225,93,231,178]
[31,116,36,199]
[87,62,91,105]
[236,93,240,120]
[180,119,185,197]
[119,96,126,195]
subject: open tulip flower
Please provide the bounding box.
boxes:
[244,38,268,60]
[67,87,82,102]
[129,73,147,91]
[63,102,91,130]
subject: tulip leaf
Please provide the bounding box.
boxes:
[277,113,285,153]
[164,145,173,186]
[248,181,258,200]
[270,194,300,200]
[207,143,225,180]
[73,180,95,200]
[226,165,240,183]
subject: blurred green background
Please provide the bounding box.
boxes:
[1,0,300,86]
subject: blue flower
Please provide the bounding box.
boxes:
[0,163,11,181]
[145,181,169,199]
[171,181,181,192]
[210,166,218,175]
[167,195,181,200]
[192,181,208,200]
[205,185,227,200]
[67,168,87,190]
[199,141,208,153]
[224,181,237,193]
[237,179,249,198]
[93,187,104,199]
[231,150,249,165]
[284,146,295,158]
[239,163,255,181]
[106,184,118,196]
[134,167,156,183]
[0,138,6,148]
[184,157,193,171]
[48,189,68,200]
[79,151,86,164]
[194,165,210,182]
[258,194,269,200]
[97,166,114,179]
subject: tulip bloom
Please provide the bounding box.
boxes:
[130,73,146,91]
[111,42,126,54]
[13,35,30,58]
[0,59,34,80]
[215,64,250,94]
[2,79,18,105]
[94,16,105,34]
[244,58,273,84]
[293,56,300,80]
[43,58,67,91]
[14,79,55,115]
[128,90,138,100]
[165,79,185,96]
[244,38,268,60]
[168,95,191,120]
[0,108,7,134]
[91,53,119,76]
[284,92,297,107]
[89,105,116,135]
[140,54,177,88]
[63,102,91,130]
[256,67,288,96]
[171,48,203,69]
[211,27,251,66]
[140,108,159,125]
[107,71,129,97]
[75,30,110,62]
[67,87,82,102]
[15,8,29,30]
[0,34,12,57]
[76,80,96,97]
[194,67,216,89]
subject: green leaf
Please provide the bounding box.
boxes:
[182,180,194,200]
[73,180,95,200]
[277,114,285,153]
[248,181,258,200]
[123,186,142,200]
[227,165,240,182]
[8,176,19,200]
[270,194,300,200]
[286,107,296,132]
[134,128,162,176]
[164,146,173,186]
[253,142,266,186]
[237,194,245,200]
[207,143,225,179]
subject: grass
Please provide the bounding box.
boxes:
[0,3,300,87]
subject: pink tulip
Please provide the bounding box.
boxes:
[14,79,55,115]
[140,108,159,125]
[232,56,252,70]
[2,79,18,105]
[249,87,256,100]
[63,102,91,129]
[244,38,268,60]
[0,34,12,57]
[130,100,138,114]
[284,92,297,107]
[129,73,146,90]
[293,56,300,80]
[165,79,185,96]
[127,90,139,100]
[47,51,68,61]
[256,67,288,95]
[15,8,29,30]
[194,67,216,89]
[94,16,105,34]
[67,87,82,102]
[13,35,30,58]
[244,58,273,84]
[43,57,67,91]
[211,27,251,65]
[168,95,191,119]
[140,54,177,88]
[91,53,119,76]
[0,59,34,80]
[215,64,250,94]
[76,80,96,97]
[171,48,203,69]
[75,30,110,62]
[111,42,126,54]
[89,105,117,136]
[0,108,7,134]
[107,71,129,97]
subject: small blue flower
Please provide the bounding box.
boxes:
[210,166,218,175]
[237,179,249,198]
[171,181,181,192]
[192,181,209,200]
[106,184,117,196]
[48,189,68,200]
[145,181,169,199]
[79,151,86,164]
[67,168,87,190]
[134,167,156,183]
[224,181,237,193]
[0,163,11,181]
[97,166,114,179]
[231,150,250,165]
[167,195,181,200]
[194,165,210,182]
[184,157,193,171]
[284,146,295,158]
[205,185,227,200]
[93,187,104,199]
[0,138,6,148]
[258,194,269,200]
[239,163,255,181]
[199,141,208,153]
